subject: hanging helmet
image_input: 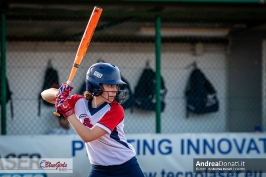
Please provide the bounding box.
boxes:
[86,62,126,96]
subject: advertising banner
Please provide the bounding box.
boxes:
[0,133,265,177]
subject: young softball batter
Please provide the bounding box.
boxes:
[41,62,144,177]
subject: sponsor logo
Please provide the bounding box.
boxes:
[93,71,103,78]
[0,158,73,173]
[39,160,67,172]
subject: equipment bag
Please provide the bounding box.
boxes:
[134,66,167,112]
[38,60,60,116]
[185,68,219,117]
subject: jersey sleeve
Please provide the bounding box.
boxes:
[97,103,124,133]
[67,94,84,109]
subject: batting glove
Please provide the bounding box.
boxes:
[55,98,74,119]
[56,83,73,100]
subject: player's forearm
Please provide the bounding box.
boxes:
[41,88,58,104]
[67,114,106,142]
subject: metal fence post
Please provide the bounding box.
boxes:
[1,12,7,135]
[155,16,161,133]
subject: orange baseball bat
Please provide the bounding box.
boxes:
[67,6,102,85]
[54,6,102,117]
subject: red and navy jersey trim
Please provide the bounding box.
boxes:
[87,99,108,116]
[110,127,130,149]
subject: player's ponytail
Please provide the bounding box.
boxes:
[84,91,93,100]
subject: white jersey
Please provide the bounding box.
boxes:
[68,94,136,166]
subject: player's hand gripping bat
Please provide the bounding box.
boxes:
[54,6,102,117]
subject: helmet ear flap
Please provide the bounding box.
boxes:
[87,81,103,96]
[95,84,104,96]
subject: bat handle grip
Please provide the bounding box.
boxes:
[67,66,78,85]
[66,80,72,85]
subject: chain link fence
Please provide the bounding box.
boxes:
[1,4,266,135]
